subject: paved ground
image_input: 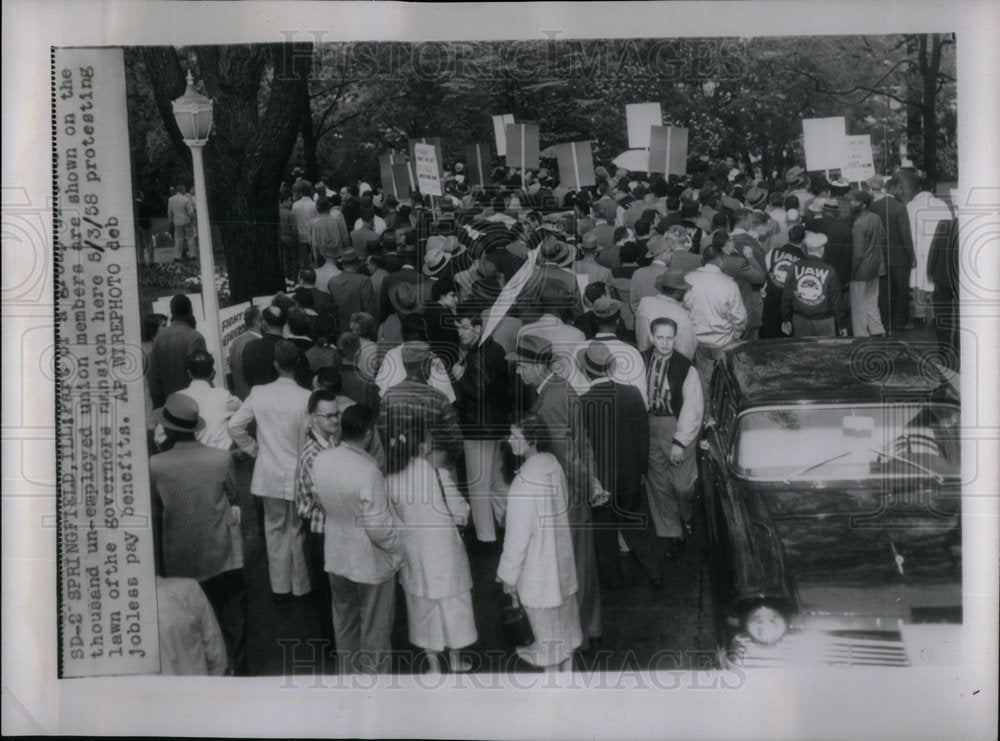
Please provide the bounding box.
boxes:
[232,459,718,677]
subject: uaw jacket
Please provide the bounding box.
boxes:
[762,243,804,301]
[781,256,845,323]
[496,452,579,609]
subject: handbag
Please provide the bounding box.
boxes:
[500,592,535,648]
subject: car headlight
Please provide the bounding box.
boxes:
[743,604,788,645]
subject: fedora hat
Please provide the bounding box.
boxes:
[745,186,768,210]
[784,166,808,187]
[577,341,615,377]
[339,248,361,265]
[646,234,671,259]
[505,333,554,364]
[655,269,692,293]
[388,281,421,315]
[152,392,206,433]
[423,247,452,276]
[539,236,573,267]
[590,295,623,320]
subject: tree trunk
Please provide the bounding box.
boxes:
[920,34,942,182]
[904,36,923,167]
[300,95,319,183]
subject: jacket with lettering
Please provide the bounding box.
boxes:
[762,243,805,301]
[781,256,845,323]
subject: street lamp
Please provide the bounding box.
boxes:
[172,71,224,377]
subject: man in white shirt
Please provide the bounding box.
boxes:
[291,182,318,272]
[167,184,195,260]
[179,350,241,451]
[229,340,312,601]
[683,242,747,401]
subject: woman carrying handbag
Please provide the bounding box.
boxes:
[386,416,477,674]
[496,414,582,671]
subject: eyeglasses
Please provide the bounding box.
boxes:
[313,411,341,420]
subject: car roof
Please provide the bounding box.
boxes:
[721,338,960,410]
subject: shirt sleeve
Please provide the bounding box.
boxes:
[294,446,316,522]
[438,467,470,526]
[227,393,258,457]
[675,367,704,447]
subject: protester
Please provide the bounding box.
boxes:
[292,181,318,271]
[150,393,247,674]
[242,305,287,389]
[149,294,208,407]
[869,176,915,331]
[497,413,583,671]
[178,350,241,450]
[760,224,806,338]
[327,248,377,334]
[228,306,262,401]
[386,415,476,674]
[927,216,960,369]
[635,270,697,358]
[781,232,846,338]
[848,189,887,337]
[310,403,401,674]
[167,184,196,261]
[229,341,312,603]
[310,196,351,268]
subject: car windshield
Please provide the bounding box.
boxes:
[732,403,960,481]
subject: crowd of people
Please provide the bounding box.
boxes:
[140,155,960,676]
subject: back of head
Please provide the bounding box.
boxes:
[273,339,300,372]
[287,307,313,337]
[400,313,429,342]
[584,281,608,306]
[350,311,378,340]
[340,403,375,442]
[788,224,806,244]
[313,366,342,393]
[185,349,215,380]
[312,314,336,342]
[293,287,314,310]
[336,330,361,361]
[262,305,286,330]
[170,293,193,319]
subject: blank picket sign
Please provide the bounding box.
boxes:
[380,152,411,197]
[505,123,540,170]
[648,125,688,176]
[492,113,515,156]
[802,116,848,172]
[556,141,596,189]
[465,143,493,187]
[626,102,663,149]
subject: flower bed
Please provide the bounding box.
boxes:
[138,262,231,305]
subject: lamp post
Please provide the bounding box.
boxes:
[172,71,224,376]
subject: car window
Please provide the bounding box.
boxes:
[731,403,960,480]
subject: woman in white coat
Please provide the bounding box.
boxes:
[497,414,582,671]
[386,417,476,673]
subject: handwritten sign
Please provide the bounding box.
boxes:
[53,47,160,677]
[504,123,540,171]
[555,141,596,189]
[842,134,875,183]
[648,125,688,177]
[626,102,662,149]
[802,116,848,172]
[407,137,443,179]
[414,142,443,196]
[492,113,515,156]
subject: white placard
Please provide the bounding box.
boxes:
[842,134,875,182]
[626,102,663,149]
[802,116,848,172]
[414,142,443,196]
[492,113,515,156]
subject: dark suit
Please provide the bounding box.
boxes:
[241,332,283,389]
[149,320,207,407]
[870,195,915,329]
[531,375,601,641]
[327,270,376,336]
[927,218,959,368]
[308,287,336,321]
[579,379,649,588]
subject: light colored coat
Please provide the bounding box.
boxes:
[311,441,402,584]
[229,376,310,500]
[497,452,578,609]
[388,458,472,600]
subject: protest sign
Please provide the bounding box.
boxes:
[414,142,444,196]
[842,134,875,182]
[505,123,540,170]
[407,137,443,178]
[555,141,596,189]
[648,125,689,176]
[492,113,515,156]
[379,152,412,198]
[465,143,493,187]
[626,102,662,149]
[802,116,848,172]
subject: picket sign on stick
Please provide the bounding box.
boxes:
[408,137,443,178]
[648,125,689,177]
[413,142,443,197]
[505,123,540,171]
[465,143,493,187]
[492,114,515,156]
[802,116,848,172]
[379,152,412,198]
[626,102,663,149]
[556,141,596,189]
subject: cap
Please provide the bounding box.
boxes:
[804,231,829,249]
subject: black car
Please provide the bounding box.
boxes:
[700,338,961,667]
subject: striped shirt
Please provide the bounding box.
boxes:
[295,430,331,533]
[647,352,675,417]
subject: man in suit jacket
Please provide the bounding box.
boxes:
[228,305,262,401]
[150,393,247,674]
[869,176,916,331]
[309,403,401,674]
[510,334,602,647]
[298,268,336,320]
[149,294,208,407]
[241,305,287,389]
[927,217,959,368]
[577,341,649,590]
[328,248,376,336]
